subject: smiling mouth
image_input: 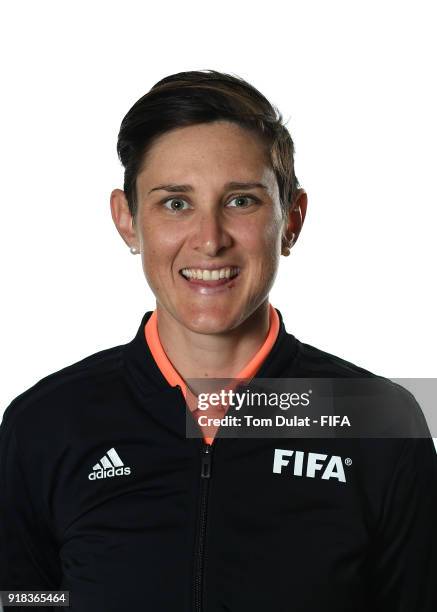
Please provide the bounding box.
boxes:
[179,267,240,283]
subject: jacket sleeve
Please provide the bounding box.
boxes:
[368,388,437,611]
[0,408,62,601]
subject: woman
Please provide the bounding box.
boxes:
[1,70,436,612]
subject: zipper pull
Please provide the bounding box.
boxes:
[201,443,212,478]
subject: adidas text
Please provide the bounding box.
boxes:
[88,466,131,480]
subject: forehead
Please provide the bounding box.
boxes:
[136,121,275,188]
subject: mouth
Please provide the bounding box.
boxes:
[178,266,241,293]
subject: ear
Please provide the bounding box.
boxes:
[110,189,140,251]
[281,189,308,253]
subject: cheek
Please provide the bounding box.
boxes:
[140,220,183,263]
[241,217,282,259]
[137,224,172,290]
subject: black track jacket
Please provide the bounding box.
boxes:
[1,308,436,611]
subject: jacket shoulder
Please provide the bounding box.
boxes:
[293,337,433,438]
[1,344,125,430]
[294,337,378,377]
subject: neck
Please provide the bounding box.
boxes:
[155,301,271,380]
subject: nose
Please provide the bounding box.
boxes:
[189,210,232,257]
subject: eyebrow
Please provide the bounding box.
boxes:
[147,181,268,195]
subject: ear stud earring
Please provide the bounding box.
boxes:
[282,233,295,256]
[130,246,139,254]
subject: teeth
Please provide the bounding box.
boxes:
[181,267,239,281]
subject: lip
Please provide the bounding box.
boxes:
[178,269,240,295]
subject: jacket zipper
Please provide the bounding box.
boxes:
[193,441,214,611]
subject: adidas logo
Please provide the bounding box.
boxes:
[88,447,132,480]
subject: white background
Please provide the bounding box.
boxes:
[0,2,436,449]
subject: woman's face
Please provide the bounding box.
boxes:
[115,120,301,334]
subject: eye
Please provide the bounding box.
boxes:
[227,194,259,209]
[162,197,192,212]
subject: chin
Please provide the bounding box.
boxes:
[180,310,237,335]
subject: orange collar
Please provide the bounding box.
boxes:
[144,304,280,444]
[145,303,279,392]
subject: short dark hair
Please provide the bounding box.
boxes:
[116,69,301,221]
